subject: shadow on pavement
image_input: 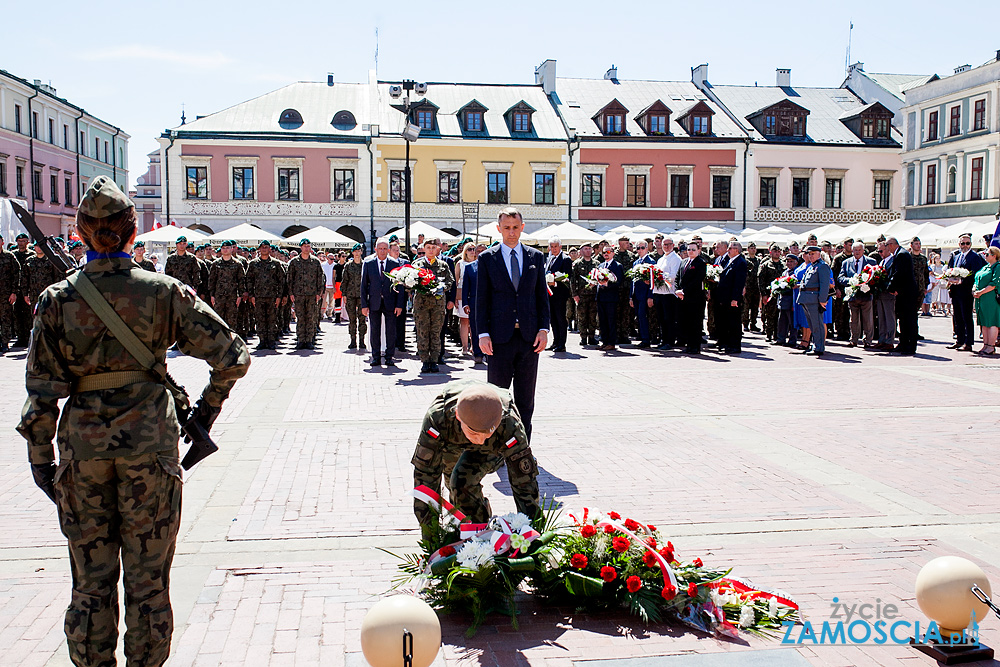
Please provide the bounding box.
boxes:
[396,375,452,387]
[493,465,579,498]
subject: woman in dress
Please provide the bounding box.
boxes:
[453,242,478,356]
[972,246,1000,355]
[929,252,951,316]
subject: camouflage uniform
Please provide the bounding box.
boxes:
[208,258,245,331]
[17,256,250,667]
[13,246,32,343]
[613,248,636,342]
[411,256,454,364]
[742,254,761,330]
[570,255,599,342]
[135,258,156,272]
[246,255,286,348]
[340,259,367,347]
[24,253,63,306]
[757,258,784,341]
[412,380,540,537]
[163,252,201,290]
[286,254,325,348]
[196,257,211,302]
[235,254,253,337]
[911,251,930,304]
[0,248,22,348]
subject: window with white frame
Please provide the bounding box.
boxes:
[274,158,304,201]
[183,156,212,200]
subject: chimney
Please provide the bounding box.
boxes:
[535,59,556,95]
[996,49,1000,62]
[604,65,618,82]
[776,68,791,88]
[691,63,709,88]
[848,62,864,74]
[327,73,335,86]
[954,64,971,74]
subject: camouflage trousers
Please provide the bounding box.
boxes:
[14,297,31,342]
[344,296,367,344]
[212,295,239,333]
[575,294,597,338]
[254,298,279,346]
[412,294,445,362]
[0,300,13,344]
[565,298,576,330]
[237,298,254,337]
[414,448,505,534]
[743,292,760,329]
[761,297,779,340]
[294,294,321,345]
[55,453,182,667]
[617,291,633,341]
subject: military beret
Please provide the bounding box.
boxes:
[69,240,83,249]
[456,384,504,433]
[769,243,781,251]
[258,240,271,248]
[747,241,757,248]
[804,245,821,253]
[221,239,237,248]
[79,175,133,218]
[16,232,29,240]
[134,240,145,248]
[579,242,592,248]
[351,242,363,252]
[299,238,311,246]
[176,235,188,243]
[387,234,399,243]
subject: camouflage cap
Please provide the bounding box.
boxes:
[455,384,504,434]
[351,242,363,252]
[79,175,133,218]
[221,239,237,247]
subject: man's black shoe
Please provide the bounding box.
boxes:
[360,342,367,350]
[385,359,396,367]
[348,342,357,349]
[636,341,650,348]
[370,358,381,366]
[430,363,440,372]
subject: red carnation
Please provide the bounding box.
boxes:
[612,536,630,553]
[642,550,658,568]
[647,524,657,532]
[687,582,698,597]
[623,518,640,531]
[570,553,588,569]
[661,584,677,601]
[608,511,621,520]
[580,524,597,538]
[439,546,456,557]
[666,541,675,552]
[626,576,642,593]
[659,548,675,563]
[693,558,704,568]
[600,566,617,582]
[603,524,616,534]
[645,538,657,549]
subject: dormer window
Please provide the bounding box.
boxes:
[416,109,435,130]
[677,100,716,137]
[593,99,629,136]
[505,101,536,134]
[691,115,710,136]
[791,116,805,136]
[465,111,482,131]
[841,101,893,143]
[635,100,672,136]
[747,99,809,139]
[764,114,776,134]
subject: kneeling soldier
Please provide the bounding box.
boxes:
[412,380,540,538]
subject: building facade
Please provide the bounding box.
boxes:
[0,69,128,236]
[131,149,162,233]
[900,55,1000,226]
[538,61,748,231]
[695,65,905,232]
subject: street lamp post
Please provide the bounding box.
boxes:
[399,80,423,257]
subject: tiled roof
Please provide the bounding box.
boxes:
[171,81,372,136]
[552,77,746,139]
[708,85,901,144]
[864,73,937,100]
[374,82,566,140]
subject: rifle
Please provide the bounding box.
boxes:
[12,201,218,470]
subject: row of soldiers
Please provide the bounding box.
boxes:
[157,236,326,350]
[0,233,69,353]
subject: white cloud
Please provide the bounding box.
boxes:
[81,45,234,68]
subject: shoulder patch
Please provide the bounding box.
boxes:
[505,436,517,449]
[426,427,440,439]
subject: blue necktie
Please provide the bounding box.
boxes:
[510,249,520,290]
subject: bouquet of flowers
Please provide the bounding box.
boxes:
[941,267,971,284]
[532,508,800,638]
[386,489,563,635]
[386,265,443,296]
[585,267,618,287]
[768,275,798,296]
[626,264,668,289]
[545,271,569,286]
[704,265,723,290]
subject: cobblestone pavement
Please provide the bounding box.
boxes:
[3,314,1000,666]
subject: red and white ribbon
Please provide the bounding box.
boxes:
[714,576,799,610]
[412,485,466,521]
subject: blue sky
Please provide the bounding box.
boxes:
[4,0,998,188]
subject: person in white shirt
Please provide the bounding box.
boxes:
[321,253,337,320]
[653,237,682,349]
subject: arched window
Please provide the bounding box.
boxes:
[947,166,957,195]
[331,110,356,131]
[278,109,304,130]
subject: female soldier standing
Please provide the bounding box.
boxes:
[17,176,251,667]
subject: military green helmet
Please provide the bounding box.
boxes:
[79,175,134,218]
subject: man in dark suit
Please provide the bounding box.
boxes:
[544,237,573,353]
[715,241,748,354]
[885,237,918,355]
[361,239,404,367]
[629,241,656,348]
[676,243,708,354]
[476,208,550,440]
[947,233,987,351]
[595,245,625,351]
[462,258,483,364]
[838,242,876,348]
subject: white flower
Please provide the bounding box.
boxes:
[710,589,725,607]
[502,513,532,532]
[457,540,494,570]
[860,284,870,293]
[768,596,779,619]
[738,604,756,629]
[545,272,555,285]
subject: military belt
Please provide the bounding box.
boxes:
[74,370,159,393]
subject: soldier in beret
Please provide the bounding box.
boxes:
[246,241,287,350]
[340,242,367,349]
[164,236,201,290]
[132,241,156,272]
[286,239,325,350]
[412,380,540,539]
[0,234,22,352]
[208,240,245,332]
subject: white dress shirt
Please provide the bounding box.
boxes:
[655,252,682,295]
